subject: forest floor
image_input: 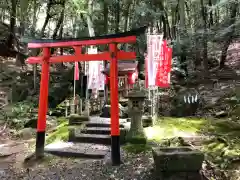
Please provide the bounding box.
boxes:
[0,117,239,179]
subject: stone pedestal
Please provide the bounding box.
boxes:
[126,87,147,144]
[152,147,204,179]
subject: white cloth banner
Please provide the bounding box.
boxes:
[146,34,163,87]
[87,47,104,90]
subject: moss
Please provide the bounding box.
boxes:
[144,116,240,170]
[123,143,151,154]
[46,122,69,145]
[46,117,85,145]
[145,117,207,141]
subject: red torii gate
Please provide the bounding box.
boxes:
[26,27,146,165]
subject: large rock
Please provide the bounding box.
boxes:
[18,127,36,140]
[100,103,128,118]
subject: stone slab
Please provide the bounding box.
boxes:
[89,116,128,124]
[45,141,110,159]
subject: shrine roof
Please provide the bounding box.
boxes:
[102,60,138,76]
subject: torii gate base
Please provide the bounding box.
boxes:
[25,28,145,165]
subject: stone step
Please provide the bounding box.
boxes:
[69,133,112,145]
[85,122,125,128]
[45,141,110,159]
[82,127,126,135]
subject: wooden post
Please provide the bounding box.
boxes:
[109,43,120,165]
[35,48,50,159]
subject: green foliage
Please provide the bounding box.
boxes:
[46,122,69,145]
[145,117,240,170]
[11,101,35,117]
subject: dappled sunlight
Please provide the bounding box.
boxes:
[145,117,208,141]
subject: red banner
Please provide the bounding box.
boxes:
[74,62,79,80]
[155,40,172,88]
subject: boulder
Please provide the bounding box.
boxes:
[18,128,36,140]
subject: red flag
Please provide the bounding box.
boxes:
[74,62,79,80]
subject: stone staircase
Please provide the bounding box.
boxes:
[45,116,130,159]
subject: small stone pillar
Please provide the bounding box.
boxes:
[79,99,83,115]
[70,99,75,115]
[65,100,70,117]
[126,86,147,144]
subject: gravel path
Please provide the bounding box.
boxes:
[0,151,154,180]
[0,151,209,180]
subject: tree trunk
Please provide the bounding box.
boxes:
[179,0,188,77]
[31,0,38,36]
[208,0,214,27]
[86,0,95,37]
[52,0,66,69]
[103,0,109,103]
[103,0,108,34]
[40,0,53,37]
[220,2,238,69]
[123,0,131,32]
[31,0,38,92]
[200,0,208,75]
[115,0,120,33]
[52,0,65,39]
[8,0,17,49]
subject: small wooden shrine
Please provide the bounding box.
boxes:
[102,60,138,98]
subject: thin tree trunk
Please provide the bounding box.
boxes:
[31,0,38,92]
[103,0,108,34]
[123,0,131,32]
[103,0,109,103]
[86,0,95,37]
[52,0,65,69]
[8,0,17,49]
[40,0,53,37]
[179,0,188,77]
[220,2,238,69]
[52,0,65,39]
[208,0,214,27]
[115,0,120,33]
[200,0,208,75]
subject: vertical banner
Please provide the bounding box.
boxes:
[98,60,105,90]
[146,34,163,87]
[87,47,105,91]
[74,62,79,80]
[155,40,172,88]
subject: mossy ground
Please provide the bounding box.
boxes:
[46,117,85,145]
[124,117,240,170]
